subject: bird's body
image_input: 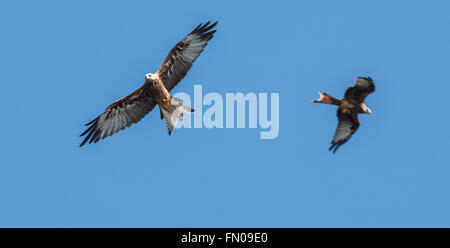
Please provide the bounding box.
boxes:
[313,77,375,153]
[80,21,218,147]
[146,73,171,104]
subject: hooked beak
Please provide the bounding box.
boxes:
[361,103,372,114]
[363,105,372,114]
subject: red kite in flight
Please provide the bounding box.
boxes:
[313,77,375,153]
[80,21,218,147]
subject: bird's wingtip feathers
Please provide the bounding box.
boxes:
[329,143,340,153]
[191,20,218,35]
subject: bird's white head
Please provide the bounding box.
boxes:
[145,73,156,81]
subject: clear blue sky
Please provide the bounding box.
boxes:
[1,0,450,227]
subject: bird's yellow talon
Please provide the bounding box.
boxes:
[342,108,350,114]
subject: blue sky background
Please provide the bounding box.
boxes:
[1,0,450,227]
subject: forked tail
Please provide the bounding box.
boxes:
[160,97,194,135]
[313,92,342,106]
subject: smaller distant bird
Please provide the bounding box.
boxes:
[313,77,375,153]
[80,21,218,147]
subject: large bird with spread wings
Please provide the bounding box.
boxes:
[313,77,375,153]
[80,21,218,147]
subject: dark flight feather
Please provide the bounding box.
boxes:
[344,76,375,103]
[157,21,218,92]
[80,83,156,147]
[329,109,360,153]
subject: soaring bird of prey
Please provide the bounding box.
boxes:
[313,77,375,153]
[80,21,218,147]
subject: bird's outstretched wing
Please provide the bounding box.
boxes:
[79,83,156,147]
[344,76,375,103]
[156,21,218,92]
[329,109,360,153]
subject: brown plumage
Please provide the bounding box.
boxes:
[80,21,218,147]
[313,77,375,153]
